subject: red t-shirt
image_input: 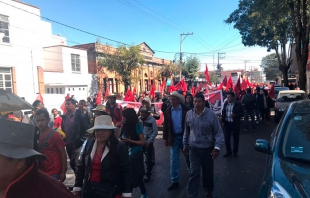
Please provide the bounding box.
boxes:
[39,131,66,176]
[53,116,62,129]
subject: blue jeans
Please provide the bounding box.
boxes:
[187,146,214,198]
[244,110,256,130]
[170,134,190,183]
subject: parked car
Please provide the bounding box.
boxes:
[255,100,310,198]
[274,86,289,99]
[274,90,306,122]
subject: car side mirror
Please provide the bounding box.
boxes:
[255,139,271,154]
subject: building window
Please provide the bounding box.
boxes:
[71,54,81,72]
[56,88,59,94]
[150,71,153,77]
[47,88,50,93]
[0,15,10,43]
[60,88,62,94]
[51,88,53,94]
[0,67,12,92]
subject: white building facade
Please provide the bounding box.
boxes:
[0,0,96,109]
[43,45,95,103]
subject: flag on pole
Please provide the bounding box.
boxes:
[150,84,155,98]
[133,86,137,95]
[124,88,135,101]
[35,93,44,106]
[226,76,233,91]
[104,87,109,102]
[60,93,70,114]
[204,64,210,83]
[96,90,102,105]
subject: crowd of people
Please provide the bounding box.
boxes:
[1,83,280,198]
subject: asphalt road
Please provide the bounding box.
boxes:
[65,116,276,198]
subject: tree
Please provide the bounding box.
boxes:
[156,63,179,80]
[261,53,283,81]
[98,45,144,91]
[225,0,308,87]
[209,71,220,84]
[287,0,310,90]
[182,56,199,82]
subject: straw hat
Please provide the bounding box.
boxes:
[87,115,116,133]
[92,104,107,112]
[170,91,185,104]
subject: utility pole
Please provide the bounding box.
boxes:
[244,60,250,77]
[217,52,225,76]
[179,32,193,80]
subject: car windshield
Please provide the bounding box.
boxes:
[275,87,289,94]
[281,114,310,162]
[278,94,305,102]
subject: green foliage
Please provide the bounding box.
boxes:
[209,71,220,84]
[261,53,282,81]
[225,0,310,89]
[157,63,179,80]
[182,56,199,81]
[98,45,144,90]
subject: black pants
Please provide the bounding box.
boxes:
[66,143,81,173]
[187,146,214,198]
[260,108,270,121]
[224,121,239,154]
[143,142,154,176]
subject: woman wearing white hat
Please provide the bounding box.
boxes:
[73,115,132,198]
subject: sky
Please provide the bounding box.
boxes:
[24,0,272,72]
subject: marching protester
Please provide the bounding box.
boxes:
[52,108,62,129]
[61,98,88,173]
[78,99,92,129]
[120,108,148,198]
[163,91,190,191]
[35,108,67,182]
[138,106,158,182]
[184,93,194,109]
[29,99,45,151]
[258,89,272,125]
[137,97,160,120]
[73,115,132,198]
[221,92,244,157]
[0,119,74,198]
[253,89,260,124]
[183,93,224,198]
[241,88,257,131]
[106,94,124,127]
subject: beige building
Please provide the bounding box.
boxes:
[74,42,172,96]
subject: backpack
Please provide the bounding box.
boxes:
[244,94,256,110]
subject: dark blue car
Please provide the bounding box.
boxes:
[255,100,310,198]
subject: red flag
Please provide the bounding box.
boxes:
[226,76,233,91]
[241,79,247,90]
[60,93,70,114]
[182,80,187,93]
[104,87,109,102]
[168,78,176,92]
[233,77,242,99]
[222,76,228,86]
[133,86,137,95]
[269,84,275,99]
[160,79,166,94]
[175,78,184,91]
[96,90,102,105]
[191,86,196,96]
[124,89,135,101]
[150,84,155,98]
[204,64,210,83]
[35,93,44,106]
[246,78,252,87]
